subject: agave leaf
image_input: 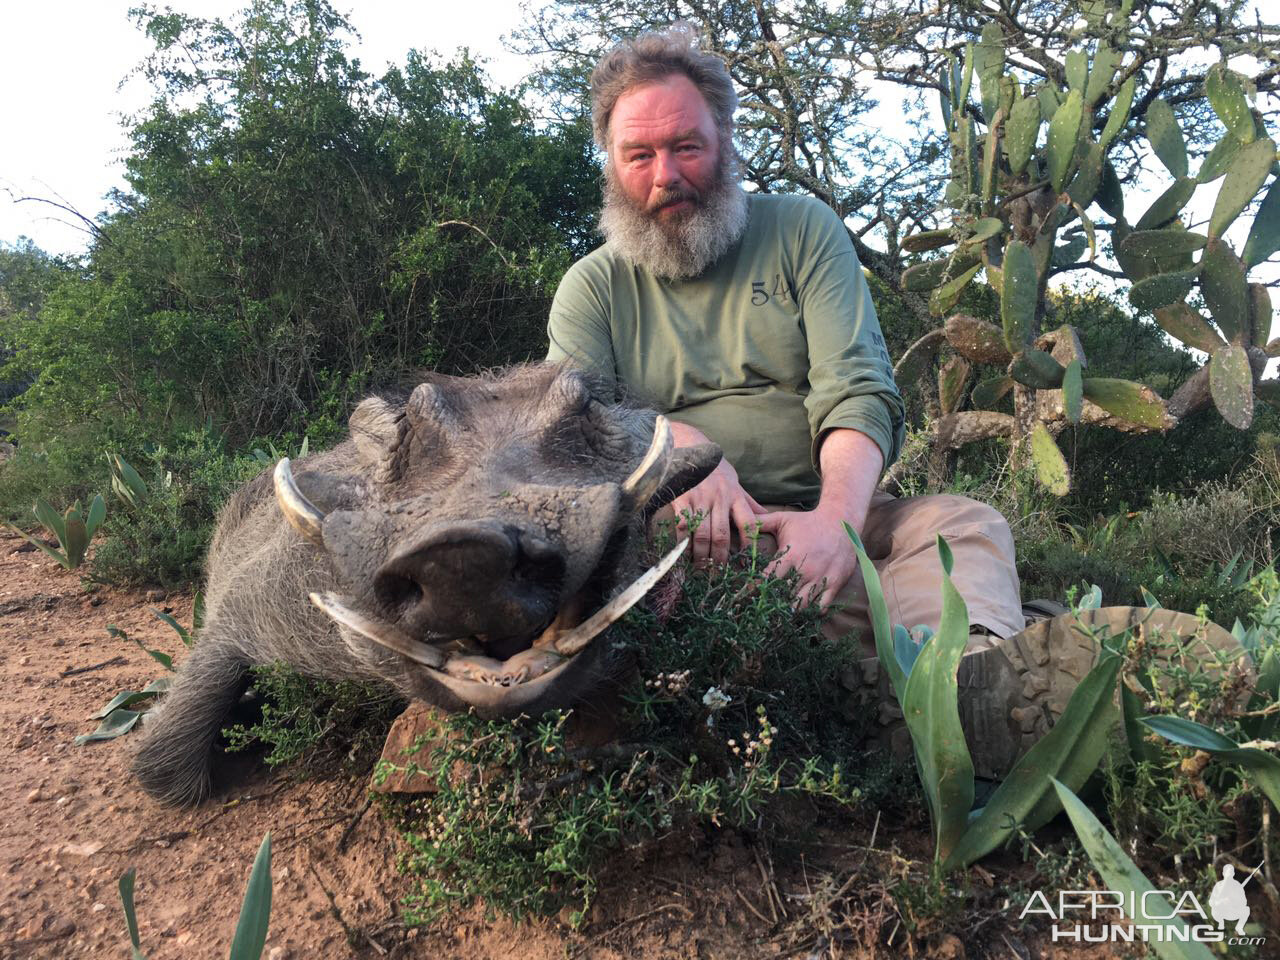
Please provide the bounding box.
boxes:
[1145,99,1187,179]
[62,509,89,568]
[929,263,982,317]
[1047,91,1084,191]
[33,498,66,546]
[3,523,72,568]
[1082,378,1170,429]
[90,678,172,720]
[1209,137,1276,239]
[943,654,1120,870]
[938,357,971,415]
[85,494,106,540]
[1099,77,1135,149]
[1030,422,1070,494]
[1198,133,1242,184]
[901,536,975,864]
[1052,779,1218,960]
[1062,359,1083,423]
[1142,716,1280,812]
[1209,343,1255,429]
[1122,683,1159,764]
[1001,240,1037,351]
[74,708,143,746]
[1006,96,1041,175]
[971,375,1014,409]
[1119,230,1207,258]
[1009,348,1065,389]
[119,868,147,960]
[229,833,273,960]
[1134,177,1196,231]
[1128,271,1196,312]
[846,524,907,701]
[1206,65,1255,144]
[1201,239,1249,344]
[1243,176,1280,269]
[1152,303,1227,355]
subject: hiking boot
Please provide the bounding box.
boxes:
[842,605,1250,780]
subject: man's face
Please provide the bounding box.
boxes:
[607,74,722,227]
[598,72,748,280]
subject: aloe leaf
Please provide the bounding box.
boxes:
[152,608,191,646]
[119,868,147,960]
[1200,239,1248,344]
[109,624,175,671]
[1119,230,1207,258]
[1099,76,1135,149]
[1145,99,1187,179]
[972,375,1014,409]
[85,494,106,540]
[1001,240,1037,351]
[33,498,66,546]
[1082,378,1170,429]
[893,623,923,677]
[1052,779,1217,960]
[1206,65,1255,144]
[1209,137,1276,239]
[1209,343,1255,429]
[1134,177,1196,231]
[1047,90,1084,191]
[228,833,273,960]
[943,655,1120,870]
[1198,133,1242,184]
[1062,359,1083,423]
[1006,96,1041,175]
[901,536,975,864]
[3,523,72,568]
[1121,684,1159,765]
[1029,422,1070,494]
[1142,716,1280,812]
[1243,176,1280,268]
[846,523,907,701]
[938,357,971,415]
[62,510,89,568]
[1152,303,1227,355]
[90,678,172,720]
[1128,270,1196,312]
[74,708,143,745]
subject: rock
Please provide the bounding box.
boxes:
[92,902,107,913]
[62,841,103,858]
[370,700,451,795]
[26,788,45,803]
[146,589,166,602]
[268,947,290,960]
[930,933,966,960]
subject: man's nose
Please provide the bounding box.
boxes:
[652,149,682,187]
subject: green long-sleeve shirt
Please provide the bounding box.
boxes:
[546,193,904,508]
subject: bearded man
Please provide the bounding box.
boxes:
[544,25,1242,777]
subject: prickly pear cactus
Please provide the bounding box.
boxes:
[892,5,1279,495]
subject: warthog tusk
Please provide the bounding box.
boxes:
[621,415,673,508]
[274,458,326,545]
[310,591,446,668]
[554,538,689,657]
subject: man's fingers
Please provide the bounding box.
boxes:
[709,506,731,565]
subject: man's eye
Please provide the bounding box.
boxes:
[678,144,700,153]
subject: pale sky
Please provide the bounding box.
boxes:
[0,1,533,255]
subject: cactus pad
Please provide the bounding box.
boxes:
[1009,348,1066,389]
[1206,65,1255,145]
[1030,422,1070,495]
[1200,238,1248,344]
[1047,91,1084,191]
[1209,344,1255,429]
[1152,303,1226,355]
[1006,96,1041,175]
[1135,177,1196,231]
[944,314,1013,364]
[1062,359,1083,424]
[1001,240,1038,350]
[1145,100,1188,179]
[939,356,972,415]
[972,375,1014,409]
[1209,137,1276,239]
[1128,270,1196,312]
[1082,378,1171,430]
[1243,176,1280,269]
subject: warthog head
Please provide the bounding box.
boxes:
[274,364,719,715]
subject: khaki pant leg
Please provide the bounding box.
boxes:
[824,492,1025,654]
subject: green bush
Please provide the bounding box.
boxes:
[91,430,264,587]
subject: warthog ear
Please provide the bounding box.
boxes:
[641,442,722,519]
[350,396,409,483]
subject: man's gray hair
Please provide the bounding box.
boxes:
[590,23,737,150]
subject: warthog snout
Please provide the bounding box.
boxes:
[375,521,568,655]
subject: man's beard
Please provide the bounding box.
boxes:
[598,144,749,280]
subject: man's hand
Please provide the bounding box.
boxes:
[666,420,767,564]
[754,507,858,610]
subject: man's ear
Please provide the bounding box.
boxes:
[641,442,722,520]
